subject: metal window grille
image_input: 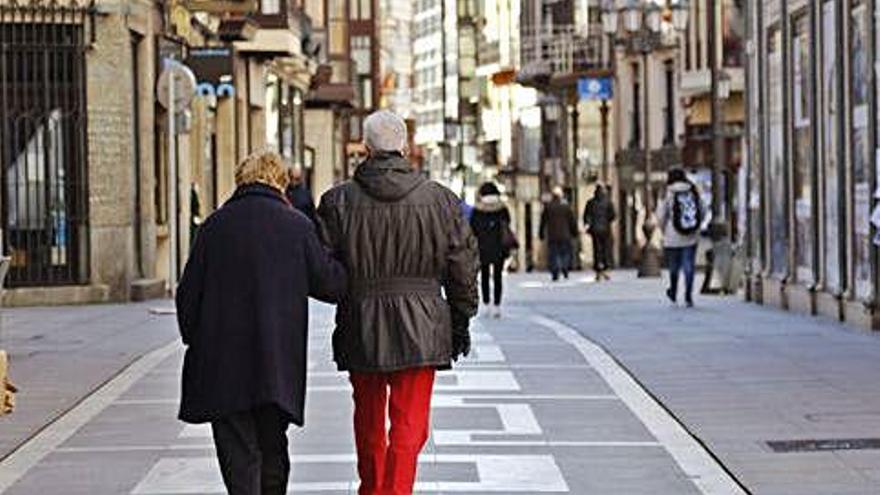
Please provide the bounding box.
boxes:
[0,0,94,287]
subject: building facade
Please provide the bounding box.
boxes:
[0,0,319,305]
[744,0,880,329]
[515,0,607,269]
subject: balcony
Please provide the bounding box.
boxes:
[517,24,607,88]
[234,0,316,59]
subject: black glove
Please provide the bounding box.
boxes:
[452,330,471,361]
[451,309,471,361]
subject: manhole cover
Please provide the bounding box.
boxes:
[767,438,880,453]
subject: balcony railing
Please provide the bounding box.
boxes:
[519,24,605,82]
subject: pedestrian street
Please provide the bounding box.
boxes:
[0,298,742,494]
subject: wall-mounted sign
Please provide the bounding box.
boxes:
[577,77,613,101]
[179,0,257,14]
[185,47,236,98]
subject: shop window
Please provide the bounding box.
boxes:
[629,63,640,149]
[261,0,281,14]
[351,0,371,20]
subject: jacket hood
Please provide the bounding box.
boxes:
[667,181,694,194]
[475,194,506,212]
[354,152,426,202]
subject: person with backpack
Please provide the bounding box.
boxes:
[470,182,514,318]
[583,184,616,281]
[657,168,705,307]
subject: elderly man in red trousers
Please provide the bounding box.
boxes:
[318,110,479,495]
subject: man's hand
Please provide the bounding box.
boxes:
[453,330,471,361]
[451,310,471,361]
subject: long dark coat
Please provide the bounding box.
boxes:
[317,152,479,373]
[583,191,617,235]
[175,184,346,426]
[470,195,511,265]
[539,198,578,243]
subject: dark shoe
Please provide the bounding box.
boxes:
[685,297,694,308]
[666,288,676,303]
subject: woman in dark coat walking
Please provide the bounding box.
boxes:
[470,182,512,318]
[176,151,346,495]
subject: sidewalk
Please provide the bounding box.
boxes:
[0,302,178,459]
[0,287,738,494]
[2,272,880,493]
[508,271,880,494]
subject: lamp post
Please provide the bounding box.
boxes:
[601,0,690,278]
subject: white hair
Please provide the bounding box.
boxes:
[363,110,408,152]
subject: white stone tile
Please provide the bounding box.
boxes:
[131,455,568,494]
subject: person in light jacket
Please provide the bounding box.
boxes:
[176,151,347,495]
[656,168,705,307]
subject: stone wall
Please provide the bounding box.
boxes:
[85,13,138,301]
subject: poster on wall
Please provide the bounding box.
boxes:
[851,3,872,300]
[768,30,787,277]
[823,0,841,293]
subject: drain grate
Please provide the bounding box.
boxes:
[767,438,880,453]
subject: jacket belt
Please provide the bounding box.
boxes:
[349,278,441,298]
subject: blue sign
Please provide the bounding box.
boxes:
[578,77,613,101]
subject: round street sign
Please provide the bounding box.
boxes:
[156,60,197,113]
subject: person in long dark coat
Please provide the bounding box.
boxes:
[470,181,511,318]
[539,186,579,281]
[583,184,616,281]
[285,165,318,228]
[176,151,347,495]
[318,110,478,495]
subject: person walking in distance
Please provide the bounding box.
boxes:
[583,184,616,281]
[539,186,579,281]
[285,165,318,228]
[657,168,705,307]
[470,182,513,318]
[175,151,347,495]
[317,110,479,495]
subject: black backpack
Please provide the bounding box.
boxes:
[671,186,702,235]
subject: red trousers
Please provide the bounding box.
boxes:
[349,367,435,495]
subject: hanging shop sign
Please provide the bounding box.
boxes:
[185,47,236,98]
[577,77,613,101]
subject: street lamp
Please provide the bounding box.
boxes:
[601,0,618,36]
[601,0,689,278]
[623,1,643,33]
[671,0,691,33]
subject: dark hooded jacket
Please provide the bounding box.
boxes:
[583,189,616,234]
[317,152,480,372]
[175,184,346,426]
[470,194,511,265]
